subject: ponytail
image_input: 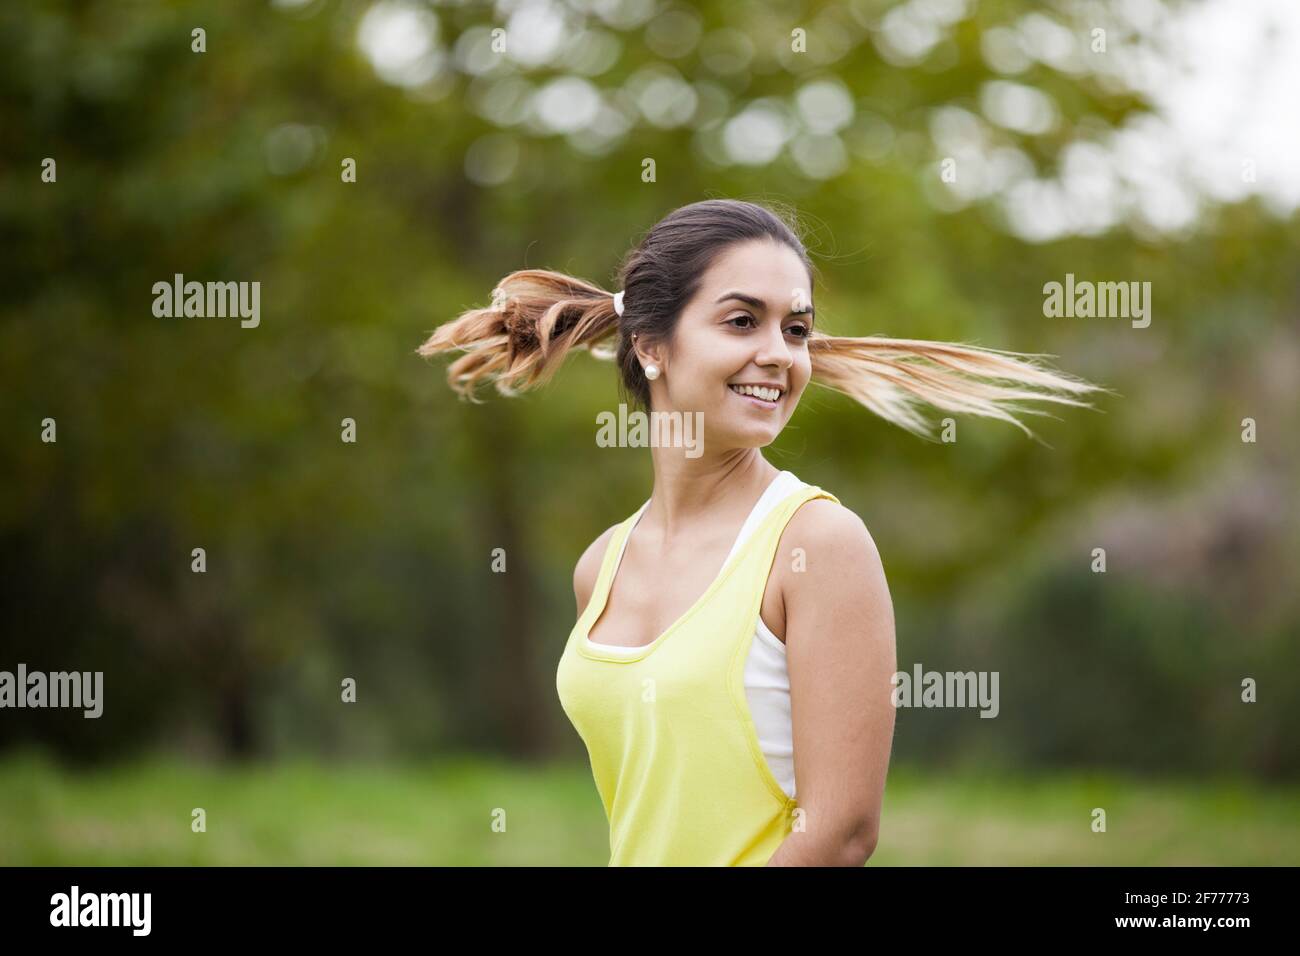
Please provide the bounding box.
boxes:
[416,269,619,400]
[807,333,1103,439]
[419,269,1104,438]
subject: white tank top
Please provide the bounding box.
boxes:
[585,470,802,798]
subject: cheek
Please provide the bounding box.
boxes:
[791,353,812,395]
[665,347,732,409]
[686,341,744,390]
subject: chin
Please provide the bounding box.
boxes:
[721,421,784,448]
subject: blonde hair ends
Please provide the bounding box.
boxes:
[807,333,1104,439]
[416,269,619,400]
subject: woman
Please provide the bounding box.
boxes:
[419,199,1100,866]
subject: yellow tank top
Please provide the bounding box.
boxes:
[555,479,841,865]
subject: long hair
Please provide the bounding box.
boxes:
[417,199,1103,439]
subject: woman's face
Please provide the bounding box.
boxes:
[643,238,814,450]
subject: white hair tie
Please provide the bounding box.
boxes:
[612,290,625,317]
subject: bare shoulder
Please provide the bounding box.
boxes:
[573,522,621,617]
[776,497,889,610]
[783,497,882,566]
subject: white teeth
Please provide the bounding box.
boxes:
[730,384,781,402]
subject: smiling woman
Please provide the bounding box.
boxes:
[417,198,1103,866]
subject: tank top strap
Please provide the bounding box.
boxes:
[582,499,649,626]
[732,480,842,583]
[720,471,803,567]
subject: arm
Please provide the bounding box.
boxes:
[765,499,897,866]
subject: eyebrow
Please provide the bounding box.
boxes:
[715,290,815,322]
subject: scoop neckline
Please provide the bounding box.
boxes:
[578,471,801,663]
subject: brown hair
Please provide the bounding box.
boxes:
[417,199,1102,438]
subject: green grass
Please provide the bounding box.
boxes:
[1,748,1296,865]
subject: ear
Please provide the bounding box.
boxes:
[632,336,666,372]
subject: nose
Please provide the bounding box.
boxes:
[753,320,794,371]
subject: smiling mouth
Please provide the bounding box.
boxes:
[728,383,784,404]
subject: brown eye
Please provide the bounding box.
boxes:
[727,313,757,329]
[786,323,811,338]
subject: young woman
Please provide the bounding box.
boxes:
[419,199,1100,866]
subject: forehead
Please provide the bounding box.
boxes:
[696,239,811,303]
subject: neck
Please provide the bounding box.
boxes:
[642,444,779,543]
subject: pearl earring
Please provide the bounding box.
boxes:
[644,364,660,381]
